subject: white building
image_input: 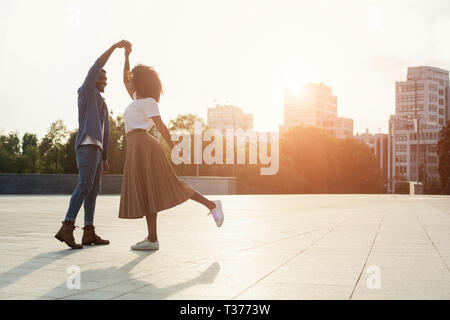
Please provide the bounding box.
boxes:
[280,83,353,139]
[207,104,253,133]
[387,66,449,192]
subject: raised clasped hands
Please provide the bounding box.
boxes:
[124,41,132,57]
[114,39,132,50]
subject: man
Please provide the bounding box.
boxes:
[55,40,131,249]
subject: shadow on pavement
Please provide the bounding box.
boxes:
[40,250,221,299]
[0,248,78,292]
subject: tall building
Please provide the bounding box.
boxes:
[387,66,450,193]
[280,82,353,138]
[207,104,253,133]
[354,129,389,191]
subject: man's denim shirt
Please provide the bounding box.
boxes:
[74,59,110,160]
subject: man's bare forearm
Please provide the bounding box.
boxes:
[98,44,117,67]
[99,40,129,66]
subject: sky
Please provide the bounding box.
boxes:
[1,0,450,138]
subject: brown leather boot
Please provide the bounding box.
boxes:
[82,225,110,245]
[55,221,83,249]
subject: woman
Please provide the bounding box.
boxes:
[119,44,224,251]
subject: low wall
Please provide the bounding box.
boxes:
[0,174,236,195]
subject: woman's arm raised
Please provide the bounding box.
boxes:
[123,43,134,99]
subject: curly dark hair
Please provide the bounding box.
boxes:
[130,64,163,102]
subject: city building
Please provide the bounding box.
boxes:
[207,104,253,133]
[354,129,389,190]
[280,82,353,139]
[387,66,450,193]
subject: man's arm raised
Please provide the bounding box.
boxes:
[79,40,130,92]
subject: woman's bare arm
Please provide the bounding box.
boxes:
[123,43,134,99]
[152,116,175,149]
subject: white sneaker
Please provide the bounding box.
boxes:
[131,238,159,250]
[208,200,224,227]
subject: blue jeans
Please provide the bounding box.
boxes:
[65,145,103,225]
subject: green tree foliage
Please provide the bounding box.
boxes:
[0,136,17,172]
[1,115,385,194]
[107,111,127,174]
[168,114,207,176]
[437,120,450,194]
[168,113,206,134]
[2,132,21,156]
[18,133,39,173]
[0,132,21,172]
[333,138,383,193]
[280,126,383,193]
[38,120,68,173]
[62,131,78,174]
[22,132,38,151]
[235,153,306,194]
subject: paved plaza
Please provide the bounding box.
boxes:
[0,194,449,300]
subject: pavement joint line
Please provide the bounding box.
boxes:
[348,212,385,300]
[106,260,219,300]
[7,206,377,301]
[3,196,449,299]
[231,227,325,254]
[55,261,201,300]
[416,215,450,274]
[229,212,382,300]
[230,228,336,300]
[68,227,334,300]
[109,217,358,300]
[229,218,355,300]
[99,228,329,300]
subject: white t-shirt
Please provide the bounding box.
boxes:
[124,93,160,133]
[80,121,104,150]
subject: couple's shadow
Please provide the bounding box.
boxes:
[0,248,220,299]
[46,249,221,299]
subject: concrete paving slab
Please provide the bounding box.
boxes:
[0,194,449,299]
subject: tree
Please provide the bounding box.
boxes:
[0,132,21,172]
[107,111,127,174]
[38,120,68,173]
[19,133,39,173]
[281,126,337,193]
[168,114,207,176]
[1,132,21,156]
[0,135,16,172]
[22,133,38,152]
[280,126,383,193]
[334,138,383,193]
[437,120,450,194]
[236,152,305,194]
[168,113,206,134]
[62,131,78,174]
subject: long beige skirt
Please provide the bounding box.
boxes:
[119,129,196,219]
